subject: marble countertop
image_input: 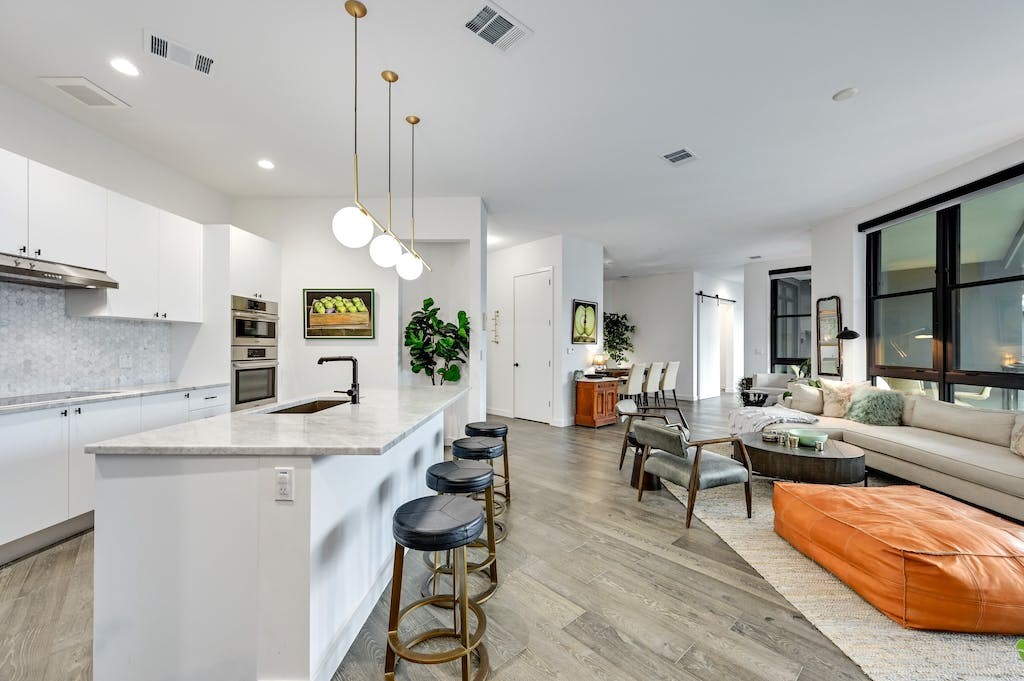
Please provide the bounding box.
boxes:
[0,381,229,416]
[86,385,469,457]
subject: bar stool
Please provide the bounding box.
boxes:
[452,436,508,543]
[386,495,489,681]
[464,421,511,505]
[421,460,499,606]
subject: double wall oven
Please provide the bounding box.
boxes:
[231,295,279,410]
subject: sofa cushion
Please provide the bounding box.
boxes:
[909,397,1015,447]
[902,394,917,425]
[821,379,870,417]
[847,388,903,426]
[843,426,1024,498]
[789,383,823,415]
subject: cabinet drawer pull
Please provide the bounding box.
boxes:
[75,407,82,414]
[34,249,41,256]
[204,395,218,400]
[60,409,68,417]
[19,245,26,253]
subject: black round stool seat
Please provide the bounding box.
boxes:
[465,421,509,438]
[426,460,494,495]
[392,496,484,553]
[452,436,504,461]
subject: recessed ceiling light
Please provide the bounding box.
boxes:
[109,58,141,77]
[832,87,859,102]
[257,159,275,170]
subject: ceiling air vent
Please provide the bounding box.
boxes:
[39,77,130,108]
[663,147,698,166]
[465,3,533,52]
[144,31,216,76]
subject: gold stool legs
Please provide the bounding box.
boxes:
[386,541,489,680]
[423,486,499,605]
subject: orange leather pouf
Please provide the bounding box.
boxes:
[773,482,1024,634]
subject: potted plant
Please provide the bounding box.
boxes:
[404,298,471,385]
[602,312,636,367]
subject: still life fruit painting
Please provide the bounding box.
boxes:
[304,288,374,338]
[572,299,598,344]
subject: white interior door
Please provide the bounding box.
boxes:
[720,303,734,392]
[513,270,553,423]
[696,296,722,400]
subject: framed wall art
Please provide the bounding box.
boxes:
[303,288,375,338]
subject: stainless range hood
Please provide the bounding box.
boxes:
[0,253,119,289]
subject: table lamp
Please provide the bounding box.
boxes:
[593,353,607,373]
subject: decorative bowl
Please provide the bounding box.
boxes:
[788,429,828,448]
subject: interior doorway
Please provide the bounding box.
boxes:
[720,302,734,392]
[513,269,553,423]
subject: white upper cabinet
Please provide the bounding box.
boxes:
[105,192,160,318]
[28,161,107,270]
[0,148,28,256]
[229,227,281,301]
[158,211,203,322]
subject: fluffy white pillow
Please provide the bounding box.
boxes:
[789,383,823,415]
[821,379,871,418]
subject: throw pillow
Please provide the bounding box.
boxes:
[820,379,870,418]
[847,388,903,426]
[789,382,824,415]
[1011,415,1024,458]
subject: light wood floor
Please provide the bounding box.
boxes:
[0,395,869,681]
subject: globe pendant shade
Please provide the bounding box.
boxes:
[369,233,402,268]
[332,206,374,248]
[396,251,424,280]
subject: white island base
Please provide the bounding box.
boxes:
[91,388,464,681]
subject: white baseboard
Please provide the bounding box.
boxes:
[487,407,513,418]
[0,512,93,566]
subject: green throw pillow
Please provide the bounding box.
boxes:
[847,389,904,426]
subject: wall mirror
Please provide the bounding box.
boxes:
[816,296,842,376]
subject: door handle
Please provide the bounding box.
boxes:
[514,362,519,367]
[75,407,82,414]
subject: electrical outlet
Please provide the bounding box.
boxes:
[274,467,294,501]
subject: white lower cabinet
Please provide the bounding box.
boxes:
[189,404,230,421]
[68,398,141,518]
[0,408,69,546]
[140,391,190,431]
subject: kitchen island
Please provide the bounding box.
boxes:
[88,385,468,681]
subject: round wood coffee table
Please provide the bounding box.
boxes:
[736,432,866,485]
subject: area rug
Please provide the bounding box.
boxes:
[660,461,1023,681]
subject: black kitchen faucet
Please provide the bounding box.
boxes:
[316,356,360,404]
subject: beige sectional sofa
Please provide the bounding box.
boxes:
[776,394,1024,522]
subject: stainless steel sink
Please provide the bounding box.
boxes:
[267,399,350,414]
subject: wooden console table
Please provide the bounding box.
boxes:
[575,378,619,427]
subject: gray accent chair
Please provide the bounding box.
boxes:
[632,420,753,529]
[616,399,690,471]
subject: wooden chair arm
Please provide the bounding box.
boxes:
[688,436,753,473]
[634,406,690,431]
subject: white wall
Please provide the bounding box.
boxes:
[743,256,811,376]
[0,83,229,224]
[559,234,605,425]
[810,137,1024,382]
[230,197,486,423]
[604,271,697,399]
[486,234,603,426]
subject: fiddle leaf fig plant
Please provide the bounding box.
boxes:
[603,312,636,365]
[404,298,471,385]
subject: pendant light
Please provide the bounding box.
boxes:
[396,115,424,281]
[332,0,431,274]
[332,1,373,249]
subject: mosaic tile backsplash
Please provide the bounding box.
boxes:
[0,282,171,397]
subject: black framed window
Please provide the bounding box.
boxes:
[864,162,1024,410]
[770,267,812,372]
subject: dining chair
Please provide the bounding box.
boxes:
[621,363,645,401]
[615,399,689,471]
[643,362,664,406]
[633,420,753,529]
[660,361,680,404]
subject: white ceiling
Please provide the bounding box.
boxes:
[2,1,1024,277]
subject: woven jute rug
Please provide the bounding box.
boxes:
[660,454,1023,681]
